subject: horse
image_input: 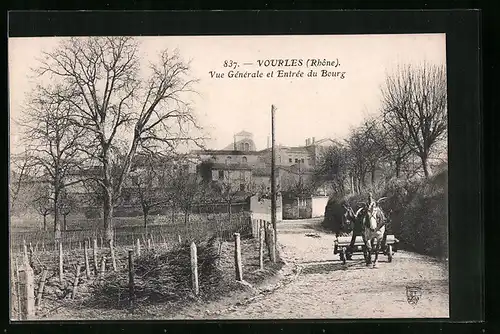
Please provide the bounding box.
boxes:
[360,196,387,267]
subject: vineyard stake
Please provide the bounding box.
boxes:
[190,242,199,296]
[71,264,81,299]
[84,240,91,279]
[259,220,264,270]
[234,233,243,281]
[35,268,48,307]
[128,250,134,308]
[93,238,98,275]
[58,242,64,283]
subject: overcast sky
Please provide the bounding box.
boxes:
[9,34,446,153]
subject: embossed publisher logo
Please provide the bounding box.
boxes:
[406,286,422,306]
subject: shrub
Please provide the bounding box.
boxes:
[85,236,224,309]
[324,167,448,259]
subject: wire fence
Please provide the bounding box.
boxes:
[10,212,252,255]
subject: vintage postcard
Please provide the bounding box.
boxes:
[9,33,449,320]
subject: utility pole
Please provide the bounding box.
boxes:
[270,105,277,262]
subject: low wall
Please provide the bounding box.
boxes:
[249,195,283,223]
[311,196,329,218]
[282,197,312,219]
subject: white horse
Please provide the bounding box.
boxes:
[360,197,387,268]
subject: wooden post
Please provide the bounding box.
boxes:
[42,241,46,252]
[128,251,134,308]
[83,241,90,279]
[109,240,117,272]
[147,238,152,250]
[28,242,34,267]
[190,242,199,296]
[136,239,141,256]
[59,242,64,283]
[79,241,82,250]
[269,223,276,262]
[270,104,278,263]
[14,258,21,320]
[100,236,103,249]
[259,220,264,270]
[23,240,28,265]
[178,235,182,244]
[35,268,48,306]
[71,264,81,299]
[93,238,98,275]
[100,255,106,277]
[18,264,35,320]
[234,233,243,281]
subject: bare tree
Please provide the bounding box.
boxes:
[130,154,173,229]
[345,127,372,192]
[9,151,38,215]
[212,170,252,225]
[171,169,200,226]
[313,143,350,194]
[33,37,204,242]
[58,189,76,231]
[281,167,315,197]
[358,117,390,185]
[20,91,84,237]
[32,182,52,231]
[380,62,447,178]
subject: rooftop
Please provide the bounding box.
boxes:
[210,163,253,171]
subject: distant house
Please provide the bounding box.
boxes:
[192,131,337,196]
[208,163,253,192]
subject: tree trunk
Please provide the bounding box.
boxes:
[143,208,149,229]
[171,205,176,224]
[43,215,47,231]
[103,189,114,243]
[420,154,431,178]
[228,202,232,224]
[395,158,402,178]
[371,167,376,185]
[63,215,67,231]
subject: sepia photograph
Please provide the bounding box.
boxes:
[9,33,449,320]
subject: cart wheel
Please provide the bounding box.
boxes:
[387,245,393,263]
[340,247,346,265]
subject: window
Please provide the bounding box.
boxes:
[242,156,247,163]
[218,170,224,179]
[289,158,292,163]
[226,156,232,164]
[244,143,250,151]
[301,158,305,163]
[278,156,282,163]
[295,158,299,163]
[240,183,245,191]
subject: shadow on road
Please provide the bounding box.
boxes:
[300,260,372,275]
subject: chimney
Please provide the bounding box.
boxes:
[305,138,309,146]
[233,135,237,150]
[312,137,316,144]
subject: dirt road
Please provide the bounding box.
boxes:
[216,218,449,319]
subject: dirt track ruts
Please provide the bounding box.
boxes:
[215,218,449,319]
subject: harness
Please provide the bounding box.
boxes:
[364,203,387,232]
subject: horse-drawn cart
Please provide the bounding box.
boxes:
[333,235,399,265]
